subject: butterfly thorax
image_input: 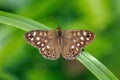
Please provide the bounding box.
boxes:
[57,26,62,37]
[56,26,63,53]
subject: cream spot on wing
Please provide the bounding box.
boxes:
[36,37,40,40]
[83,31,87,36]
[31,38,34,41]
[33,32,36,36]
[41,43,45,46]
[80,36,84,40]
[89,33,92,37]
[42,48,45,51]
[77,32,81,36]
[76,47,79,51]
[71,45,75,49]
[86,38,90,40]
[37,42,40,45]
[80,41,84,45]
[46,45,50,49]
[77,43,80,46]
[73,32,76,36]
[28,34,31,37]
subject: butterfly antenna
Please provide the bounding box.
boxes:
[50,17,61,30]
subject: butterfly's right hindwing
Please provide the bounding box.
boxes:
[24,30,60,60]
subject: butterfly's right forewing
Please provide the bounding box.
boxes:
[24,30,60,60]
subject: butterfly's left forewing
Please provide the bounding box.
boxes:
[24,30,60,60]
[62,30,95,60]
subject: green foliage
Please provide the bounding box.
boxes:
[77,51,119,80]
[0,11,119,80]
[0,0,120,80]
[0,11,50,31]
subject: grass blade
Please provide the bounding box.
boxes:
[77,51,119,80]
[0,11,51,31]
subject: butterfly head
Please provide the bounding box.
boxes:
[56,26,62,37]
[57,25,62,31]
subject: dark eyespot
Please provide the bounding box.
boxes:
[52,54,55,57]
[47,52,50,55]
[86,34,90,38]
[29,34,33,38]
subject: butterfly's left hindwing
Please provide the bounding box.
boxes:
[24,30,60,60]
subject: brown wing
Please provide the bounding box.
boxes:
[24,30,60,60]
[62,30,95,60]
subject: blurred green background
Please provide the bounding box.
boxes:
[0,0,120,80]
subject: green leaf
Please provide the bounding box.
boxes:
[0,11,119,80]
[77,51,119,80]
[0,11,51,31]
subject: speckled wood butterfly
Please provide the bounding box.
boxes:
[24,27,95,60]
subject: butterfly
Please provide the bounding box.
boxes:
[24,26,95,60]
